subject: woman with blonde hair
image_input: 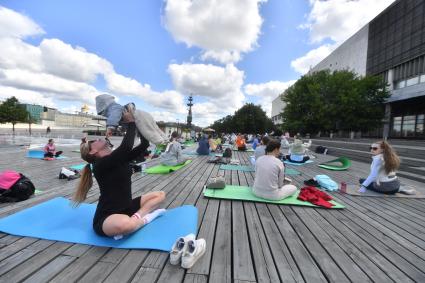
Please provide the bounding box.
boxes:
[359,140,403,194]
[74,110,166,238]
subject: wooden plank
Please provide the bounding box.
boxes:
[209,200,232,283]
[330,208,425,282]
[0,241,72,282]
[188,199,219,275]
[243,202,286,283]
[279,206,350,282]
[334,194,425,258]
[315,208,415,282]
[183,273,208,283]
[78,261,116,283]
[62,244,92,257]
[131,267,162,283]
[103,250,149,283]
[50,246,109,282]
[155,264,186,283]
[0,237,38,262]
[232,200,256,282]
[0,240,54,276]
[292,206,373,282]
[21,255,76,283]
[260,205,325,282]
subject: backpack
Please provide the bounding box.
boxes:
[223,148,232,158]
[315,146,328,154]
[0,172,35,202]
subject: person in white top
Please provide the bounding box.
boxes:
[253,140,297,200]
[359,140,401,194]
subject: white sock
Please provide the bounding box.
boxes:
[113,234,123,240]
[143,208,166,224]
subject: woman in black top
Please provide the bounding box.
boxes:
[73,111,166,237]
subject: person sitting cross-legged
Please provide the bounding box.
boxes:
[252,139,297,201]
[285,139,310,163]
[44,139,63,158]
[160,131,190,166]
[73,110,166,238]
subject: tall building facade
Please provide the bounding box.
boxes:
[271,95,285,125]
[310,0,425,139]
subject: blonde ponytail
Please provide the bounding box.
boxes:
[73,164,93,206]
[379,140,400,173]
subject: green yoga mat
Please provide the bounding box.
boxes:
[318,157,351,171]
[204,185,344,208]
[232,148,255,152]
[285,168,301,175]
[146,160,192,174]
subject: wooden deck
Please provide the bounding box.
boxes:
[0,143,424,282]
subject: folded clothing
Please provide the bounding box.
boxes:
[297,186,334,208]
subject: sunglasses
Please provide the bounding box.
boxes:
[369,146,379,151]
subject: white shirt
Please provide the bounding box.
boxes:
[253,155,285,197]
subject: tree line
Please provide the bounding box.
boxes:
[281,70,389,135]
[209,70,389,136]
[209,103,275,134]
[0,96,34,134]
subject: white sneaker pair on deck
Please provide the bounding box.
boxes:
[170,234,206,269]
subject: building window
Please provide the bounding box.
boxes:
[416,114,424,135]
[402,115,416,137]
[395,80,406,89]
[392,116,402,137]
[405,76,419,87]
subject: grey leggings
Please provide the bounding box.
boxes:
[359,178,400,194]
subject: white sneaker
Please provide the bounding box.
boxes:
[181,238,206,269]
[398,187,416,195]
[169,234,196,265]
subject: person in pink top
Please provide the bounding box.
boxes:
[43,139,63,158]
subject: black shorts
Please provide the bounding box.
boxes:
[93,196,142,237]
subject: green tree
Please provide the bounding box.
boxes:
[281,70,389,135]
[0,96,29,134]
[210,103,274,134]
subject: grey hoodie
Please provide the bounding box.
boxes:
[95,94,123,128]
[95,94,168,145]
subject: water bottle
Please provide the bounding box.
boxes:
[141,164,147,177]
[340,182,347,194]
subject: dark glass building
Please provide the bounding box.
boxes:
[310,0,425,139]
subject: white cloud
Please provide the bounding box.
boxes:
[292,0,395,74]
[0,6,44,39]
[0,6,189,117]
[291,44,337,74]
[168,62,247,125]
[0,86,55,107]
[163,0,265,64]
[40,38,114,83]
[304,0,395,44]
[244,80,296,116]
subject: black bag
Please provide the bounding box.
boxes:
[0,174,35,202]
[223,148,232,158]
[315,146,328,154]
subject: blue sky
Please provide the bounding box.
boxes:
[0,0,395,126]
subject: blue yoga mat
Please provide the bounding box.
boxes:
[70,163,89,171]
[283,160,313,166]
[0,197,198,251]
[27,150,67,159]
